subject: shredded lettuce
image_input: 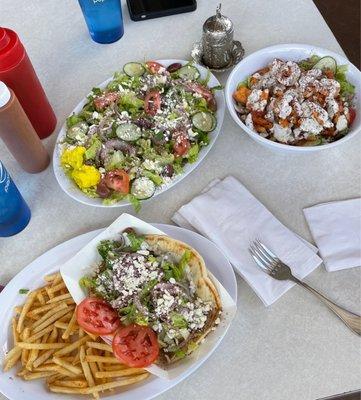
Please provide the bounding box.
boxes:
[66,114,83,128]
[81,186,98,198]
[102,192,127,206]
[211,84,223,92]
[173,348,187,359]
[197,130,210,146]
[237,76,251,89]
[119,304,148,326]
[85,137,102,160]
[140,279,158,301]
[199,69,211,86]
[143,170,163,186]
[118,93,144,115]
[298,55,321,70]
[97,240,121,260]
[194,97,209,112]
[171,313,188,328]
[186,144,199,163]
[127,194,141,212]
[164,250,192,281]
[125,231,145,251]
[79,276,96,289]
[335,64,355,96]
[105,150,125,171]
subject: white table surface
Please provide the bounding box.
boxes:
[0,0,360,399]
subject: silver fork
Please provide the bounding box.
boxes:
[249,239,361,336]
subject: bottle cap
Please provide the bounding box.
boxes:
[0,81,11,107]
[0,27,25,71]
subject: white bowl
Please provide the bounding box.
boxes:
[225,43,361,153]
[53,59,225,207]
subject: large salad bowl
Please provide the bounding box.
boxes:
[225,44,361,153]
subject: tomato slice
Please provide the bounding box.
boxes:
[185,82,217,112]
[145,61,164,74]
[94,92,119,111]
[144,90,161,116]
[348,107,356,125]
[173,131,190,156]
[112,325,159,368]
[76,298,120,335]
[104,169,130,193]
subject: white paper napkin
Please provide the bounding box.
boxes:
[172,176,323,306]
[304,199,361,272]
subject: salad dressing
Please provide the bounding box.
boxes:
[0,82,49,173]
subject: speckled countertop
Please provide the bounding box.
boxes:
[0,0,360,399]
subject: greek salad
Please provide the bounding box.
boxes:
[59,61,219,209]
[77,230,220,367]
[233,56,356,146]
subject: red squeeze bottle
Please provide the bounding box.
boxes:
[0,27,56,139]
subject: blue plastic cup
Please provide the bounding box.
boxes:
[0,162,31,237]
[78,0,124,44]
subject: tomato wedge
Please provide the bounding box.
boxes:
[172,130,190,156]
[104,169,130,193]
[348,107,356,125]
[112,325,159,368]
[76,298,120,335]
[93,92,119,111]
[145,61,164,74]
[184,82,217,112]
[144,90,161,116]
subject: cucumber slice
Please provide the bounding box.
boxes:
[178,65,200,80]
[116,123,142,141]
[312,56,337,73]
[192,112,216,132]
[67,121,88,141]
[123,62,145,77]
[131,177,156,200]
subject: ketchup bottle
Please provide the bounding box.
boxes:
[0,27,57,139]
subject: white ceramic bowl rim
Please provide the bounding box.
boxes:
[225,43,361,152]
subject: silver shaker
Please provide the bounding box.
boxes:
[202,4,234,69]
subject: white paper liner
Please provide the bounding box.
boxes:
[60,213,236,380]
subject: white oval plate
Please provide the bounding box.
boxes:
[53,60,225,207]
[0,224,237,400]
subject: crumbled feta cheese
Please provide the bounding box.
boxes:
[142,159,162,173]
[187,128,198,138]
[336,114,348,131]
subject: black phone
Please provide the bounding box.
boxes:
[127,0,197,21]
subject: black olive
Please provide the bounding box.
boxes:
[167,63,182,73]
[162,164,174,177]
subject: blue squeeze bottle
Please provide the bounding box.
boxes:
[78,0,124,44]
[0,161,31,237]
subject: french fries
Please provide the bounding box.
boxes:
[3,274,149,398]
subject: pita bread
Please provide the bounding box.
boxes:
[144,234,222,364]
